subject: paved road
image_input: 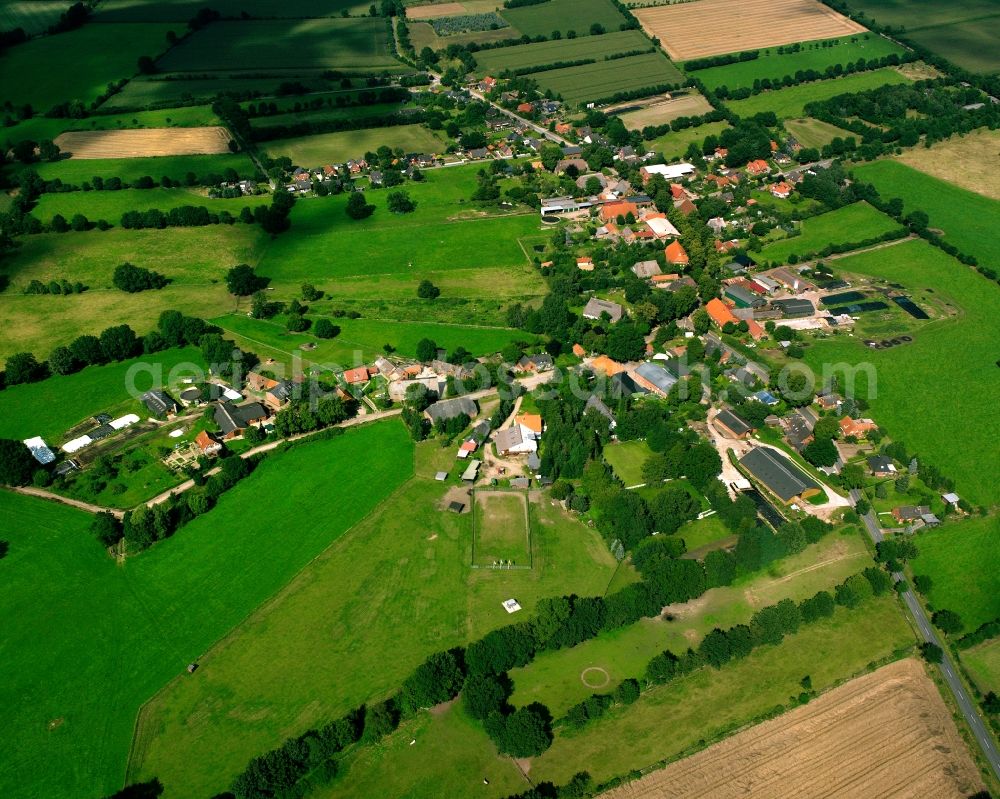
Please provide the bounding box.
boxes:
[850,489,1000,780]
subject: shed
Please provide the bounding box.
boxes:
[739,447,820,504]
[461,459,481,482]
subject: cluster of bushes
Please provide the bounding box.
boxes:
[270,396,355,438]
[955,618,1000,651]
[684,49,760,71]
[35,168,258,196]
[23,278,86,295]
[120,204,243,230]
[112,262,168,293]
[637,107,727,142]
[504,0,549,7]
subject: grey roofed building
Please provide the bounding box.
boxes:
[785,407,818,452]
[585,394,617,428]
[494,425,525,454]
[715,408,751,437]
[88,423,115,441]
[632,259,662,278]
[561,145,582,156]
[510,477,531,489]
[867,455,897,475]
[582,297,624,322]
[425,396,478,424]
[461,459,481,482]
[725,366,759,388]
[610,370,644,397]
[772,298,815,317]
[663,276,697,292]
[471,420,491,442]
[141,389,178,417]
[739,447,819,504]
[634,362,678,396]
[214,400,267,436]
[527,451,541,471]
[724,284,763,308]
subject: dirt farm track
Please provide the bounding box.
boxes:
[53,127,233,158]
[599,659,985,799]
[634,0,866,62]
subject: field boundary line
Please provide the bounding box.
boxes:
[123,461,421,789]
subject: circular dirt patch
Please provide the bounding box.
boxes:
[581,666,610,689]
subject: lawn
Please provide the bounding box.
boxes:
[784,116,857,148]
[474,491,531,566]
[726,68,910,118]
[157,18,402,72]
[603,439,652,486]
[509,532,873,715]
[757,201,904,264]
[34,187,269,225]
[964,638,1000,695]
[0,105,221,146]
[528,596,913,786]
[264,123,446,165]
[501,0,627,37]
[804,240,1000,507]
[29,151,258,184]
[676,513,733,551]
[532,52,684,106]
[644,120,730,159]
[0,421,414,799]
[691,34,906,90]
[0,22,175,110]
[473,29,652,74]
[0,346,205,441]
[852,159,1000,268]
[128,444,619,798]
[911,515,1000,631]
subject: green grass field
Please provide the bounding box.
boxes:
[692,34,906,90]
[264,123,446,165]
[784,117,857,148]
[102,75,329,110]
[0,421,414,799]
[964,638,1000,695]
[29,151,258,184]
[532,52,684,106]
[841,0,1000,28]
[911,515,1000,630]
[474,491,530,566]
[852,160,1000,270]
[128,443,619,797]
[0,346,205,441]
[804,240,1000,507]
[34,187,269,224]
[0,0,68,33]
[904,19,1000,74]
[644,120,730,159]
[0,22,175,110]
[157,18,401,72]
[250,101,407,131]
[0,105,221,147]
[726,68,910,119]
[603,440,652,486]
[473,29,652,74]
[509,532,873,715]
[501,0,626,37]
[758,201,904,264]
[676,514,733,551]
[96,0,370,20]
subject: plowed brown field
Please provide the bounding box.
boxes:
[599,659,984,799]
[54,127,232,158]
[635,0,866,61]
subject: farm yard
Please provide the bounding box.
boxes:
[54,127,233,158]
[473,29,653,75]
[155,18,403,72]
[634,0,866,62]
[691,33,906,90]
[616,92,715,130]
[531,53,684,106]
[263,124,446,165]
[0,422,415,799]
[757,202,904,264]
[724,68,910,118]
[597,659,983,799]
[805,240,1000,508]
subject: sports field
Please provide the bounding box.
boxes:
[156,18,402,72]
[128,447,619,797]
[911,515,1000,631]
[784,117,857,148]
[804,240,1000,507]
[617,93,714,130]
[725,68,909,118]
[852,160,1000,273]
[264,124,445,165]
[0,347,204,441]
[758,201,904,264]
[635,0,865,61]
[644,120,731,159]
[473,491,531,566]
[501,0,626,37]
[54,127,232,158]
[692,33,905,90]
[894,129,1000,201]
[0,421,414,799]
[0,22,175,110]
[532,53,684,106]
[29,151,258,184]
[473,29,651,74]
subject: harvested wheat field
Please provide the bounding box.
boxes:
[406,2,467,18]
[54,127,233,158]
[616,93,714,130]
[635,0,865,62]
[600,659,984,799]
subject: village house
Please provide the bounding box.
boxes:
[582,297,624,322]
[769,181,793,199]
[705,297,739,328]
[425,396,478,425]
[639,163,696,183]
[577,256,595,271]
[263,380,293,412]
[746,159,770,177]
[631,362,678,398]
[214,401,268,440]
[665,240,689,266]
[646,215,682,240]
[554,157,589,174]
[589,355,625,376]
[839,416,878,439]
[516,353,554,372]
[892,505,933,524]
[342,366,371,385]
[714,408,753,439]
[600,201,638,223]
[632,259,662,279]
[195,430,222,457]
[784,407,818,453]
[868,455,897,476]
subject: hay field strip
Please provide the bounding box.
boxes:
[635,0,866,61]
[617,93,714,130]
[406,1,466,18]
[598,659,984,799]
[54,127,233,158]
[533,53,684,105]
